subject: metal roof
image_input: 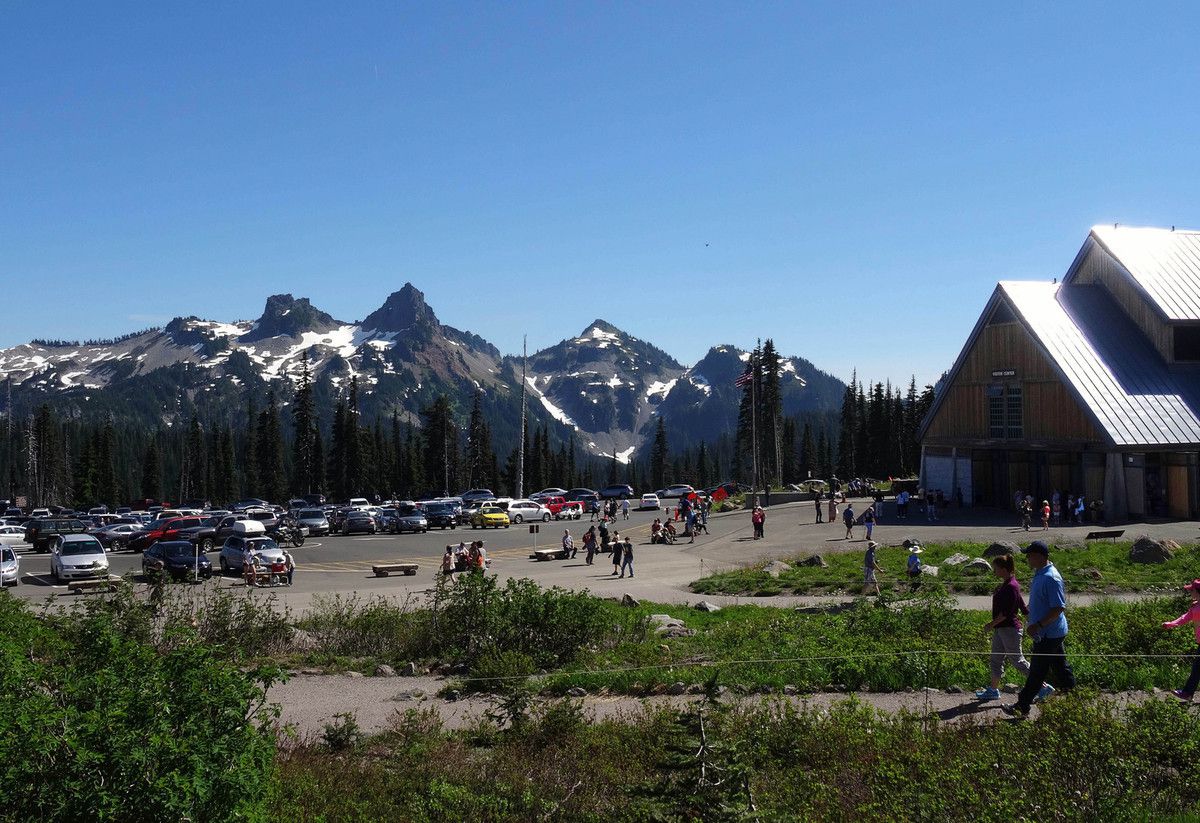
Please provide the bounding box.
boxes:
[1086,225,1200,321]
[1001,281,1200,447]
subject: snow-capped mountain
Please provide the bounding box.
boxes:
[518,320,686,462]
[0,290,844,462]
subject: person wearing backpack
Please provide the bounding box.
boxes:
[610,531,623,576]
[862,504,876,541]
[842,503,856,540]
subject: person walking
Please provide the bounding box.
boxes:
[1020,498,1032,531]
[863,540,882,596]
[1011,541,1075,717]
[862,504,876,541]
[583,527,597,565]
[828,493,838,525]
[815,495,824,523]
[620,536,634,578]
[1162,579,1200,701]
[842,503,855,540]
[561,529,575,559]
[751,506,765,539]
[598,520,610,554]
[282,549,295,586]
[1040,500,1050,530]
[975,554,1031,701]
[610,531,623,575]
[441,545,455,576]
[621,498,630,520]
[906,543,923,591]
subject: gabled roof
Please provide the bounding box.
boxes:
[1069,225,1200,321]
[920,281,1200,448]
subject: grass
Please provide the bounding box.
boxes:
[274,693,1200,821]
[690,539,1200,596]
[527,589,1200,696]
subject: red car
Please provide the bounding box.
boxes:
[543,497,583,520]
[127,515,205,553]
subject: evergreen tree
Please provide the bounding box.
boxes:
[310,427,326,497]
[183,417,205,502]
[242,395,258,498]
[96,418,118,507]
[216,426,236,504]
[140,437,162,502]
[799,421,815,480]
[818,430,833,481]
[75,434,97,505]
[328,399,347,502]
[291,351,316,494]
[345,378,364,497]
[465,391,495,489]
[759,340,784,486]
[696,441,712,490]
[421,395,456,496]
[835,375,857,480]
[256,391,285,503]
[779,417,797,484]
[650,417,669,491]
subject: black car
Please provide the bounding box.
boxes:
[566,489,601,512]
[24,518,88,552]
[422,503,457,529]
[341,511,377,535]
[599,484,636,500]
[142,540,213,582]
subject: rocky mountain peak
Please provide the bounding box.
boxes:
[243,294,338,342]
[361,283,439,333]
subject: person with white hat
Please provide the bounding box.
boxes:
[863,540,882,596]
[906,543,924,591]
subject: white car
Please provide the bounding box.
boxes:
[639,493,661,511]
[1,546,18,586]
[656,484,695,499]
[529,488,568,502]
[505,499,552,524]
[50,534,110,582]
[0,524,27,545]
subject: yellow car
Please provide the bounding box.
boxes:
[470,506,510,529]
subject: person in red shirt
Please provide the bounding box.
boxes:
[1041,500,1051,530]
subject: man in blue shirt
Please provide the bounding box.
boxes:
[1012,540,1076,716]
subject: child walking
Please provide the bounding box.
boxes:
[1162,579,1200,701]
[975,554,1032,701]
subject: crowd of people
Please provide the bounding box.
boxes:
[1014,489,1096,531]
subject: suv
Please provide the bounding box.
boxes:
[421,502,458,529]
[458,489,496,503]
[128,516,207,553]
[388,503,428,534]
[599,484,636,500]
[24,518,88,552]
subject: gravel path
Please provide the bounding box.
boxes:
[268,673,1161,738]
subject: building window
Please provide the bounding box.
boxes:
[987,385,1005,438]
[986,384,1022,439]
[1006,387,1023,439]
[1175,326,1200,361]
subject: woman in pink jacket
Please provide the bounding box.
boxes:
[1162,579,1200,701]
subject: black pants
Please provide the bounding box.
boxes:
[1016,635,1076,711]
[1184,645,1200,695]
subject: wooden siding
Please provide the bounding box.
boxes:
[1073,246,1173,361]
[925,314,1103,444]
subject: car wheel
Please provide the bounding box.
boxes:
[512,515,523,524]
[504,524,510,529]
[200,538,213,553]
[113,538,127,551]
[542,513,550,522]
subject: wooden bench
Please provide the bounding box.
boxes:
[531,548,567,561]
[372,563,419,577]
[1085,529,1125,542]
[67,577,114,594]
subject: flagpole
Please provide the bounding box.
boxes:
[517,335,526,500]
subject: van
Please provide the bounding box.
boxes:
[348,497,370,510]
[231,520,267,537]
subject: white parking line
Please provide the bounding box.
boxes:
[25,574,63,588]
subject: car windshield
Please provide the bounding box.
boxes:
[1,548,14,562]
[62,540,103,556]
[162,544,196,559]
[300,510,324,518]
[480,507,502,514]
[245,538,280,552]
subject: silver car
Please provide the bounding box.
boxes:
[1,546,18,586]
[295,508,330,536]
[218,535,285,575]
[50,534,110,582]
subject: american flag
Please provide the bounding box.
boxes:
[734,368,753,388]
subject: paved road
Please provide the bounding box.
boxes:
[6,498,1197,611]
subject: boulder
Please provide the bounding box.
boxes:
[400,662,417,676]
[694,600,722,613]
[375,664,397,678]
[943,553,970,566]
[783,684,799,696]
[1130,536,1174,564]
[964,558,992,573]
[621,593,640,608]
[650,614,693,637]
[1002,683,1020,694]
[667,681,688,696]
[1078,567,1104,580]
[344,670,364,678]
[763,560,792,578]
[566,686,587,697]
[920,565,939,577]
[983,541,1021,559]
[798,554,828,568]
[649,614,685,629]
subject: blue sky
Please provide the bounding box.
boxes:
[3,2,1199,387]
